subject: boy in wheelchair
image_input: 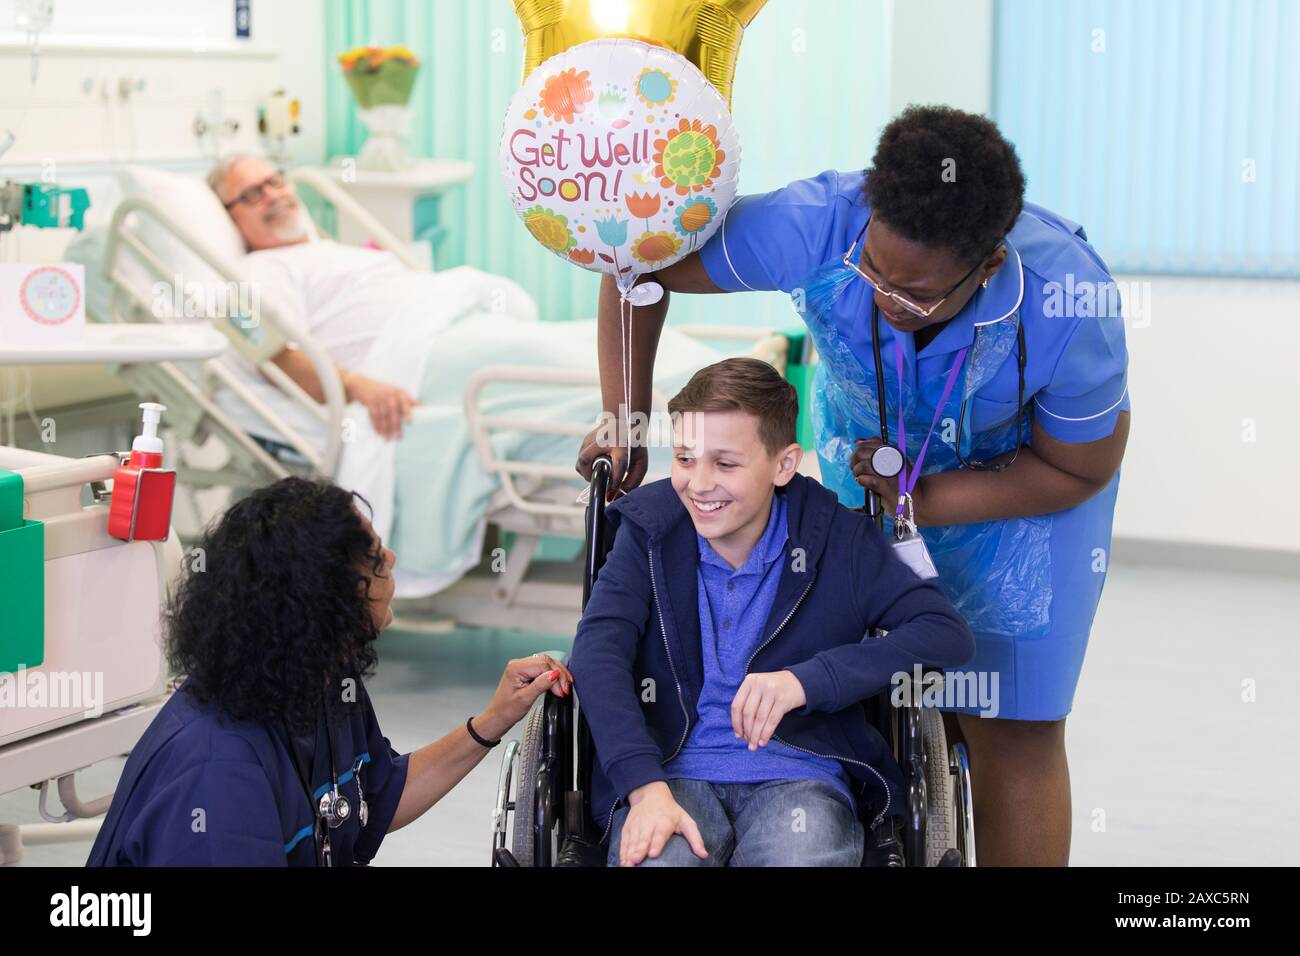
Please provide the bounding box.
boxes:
[569,358,974,867]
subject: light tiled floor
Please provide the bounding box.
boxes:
[3,558,1297,866]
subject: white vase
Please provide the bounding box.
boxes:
[357,105,414,172]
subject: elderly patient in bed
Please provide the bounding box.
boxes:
[209,152,439,440]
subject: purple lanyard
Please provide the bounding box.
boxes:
[893,339,968,518]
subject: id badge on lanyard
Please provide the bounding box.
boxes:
[892,493,938,579]
[886,337,964,582]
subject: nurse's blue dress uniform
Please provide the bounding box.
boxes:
[87,679,409,866]
[697,169,1130,720]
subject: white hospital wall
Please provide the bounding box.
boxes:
[0,0,325,171]
[886,0,1300,560]
[886,0,993,117]
[0,0,327,451]
[1111,276,1300,557]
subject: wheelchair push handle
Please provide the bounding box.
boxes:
[581,456,614,610]
[861,441,904,534]
[589,455,613,501]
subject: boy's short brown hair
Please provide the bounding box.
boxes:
[668,357,799,456]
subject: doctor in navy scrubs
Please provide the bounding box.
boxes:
[89,477,571,867]
[577,106,1131,866]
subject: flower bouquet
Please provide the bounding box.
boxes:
[338,45,421,170]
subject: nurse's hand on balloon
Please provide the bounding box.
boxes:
[476,655,574,740]
[576,424,648,502]
[852,438,923,517]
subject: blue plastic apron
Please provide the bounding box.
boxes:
[799,259,1053,640]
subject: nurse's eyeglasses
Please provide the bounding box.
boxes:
[222,172,287,210]
[843,215,989,318]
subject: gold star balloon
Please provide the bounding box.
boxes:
[512,0,767,106]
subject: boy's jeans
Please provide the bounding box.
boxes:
[607,778,864,867]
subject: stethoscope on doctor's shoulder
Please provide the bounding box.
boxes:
[284,709,369,867]
[862,296,1027,577]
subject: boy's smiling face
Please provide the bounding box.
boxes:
[671,409,802,568]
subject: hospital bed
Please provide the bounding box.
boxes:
[82,165,795,635]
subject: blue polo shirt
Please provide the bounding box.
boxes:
[698,169,1131,444]
[664,492,853,803]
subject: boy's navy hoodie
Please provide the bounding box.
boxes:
[568,472,975,843]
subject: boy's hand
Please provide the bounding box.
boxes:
[619,782,708,866]
[731,671,807,750]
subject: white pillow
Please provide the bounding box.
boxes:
[115,165,247,282]
[113,166,286,367]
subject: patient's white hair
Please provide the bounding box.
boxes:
[206,152,265,199]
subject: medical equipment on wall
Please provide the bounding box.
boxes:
[258,90,301,166]
[108,404,177,542]
[193,89,241,159]
[15,0,54,83]
[0,175,91,443]
[0,181,91,234]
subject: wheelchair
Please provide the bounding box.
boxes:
[491,458,976,867]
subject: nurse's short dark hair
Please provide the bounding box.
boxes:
[668,357,798,456]
[865,105,1026,265]
[167,477,385,735]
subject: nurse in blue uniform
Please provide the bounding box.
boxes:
[576,106,1130,865]
[88,477,572,867]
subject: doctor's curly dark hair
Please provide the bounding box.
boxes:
[864,105,1026,266]
[167,477,386,735]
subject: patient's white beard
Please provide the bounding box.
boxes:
[267,208,309,245]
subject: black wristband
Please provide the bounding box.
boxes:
[466,716,501,749]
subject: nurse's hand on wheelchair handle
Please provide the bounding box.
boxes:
[851,438,924,518]
[575,424,649,501]
[621,782,708,867]
[475,654,573,742]
[732,671,807,750]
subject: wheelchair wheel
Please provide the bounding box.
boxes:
[920,707,961,867]
[510,701,553,866]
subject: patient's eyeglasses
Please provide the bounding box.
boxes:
[223,172,287,210]
[842,215,988,318]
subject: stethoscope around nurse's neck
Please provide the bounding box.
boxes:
[283,708,369,867]
[868,299,1027,489]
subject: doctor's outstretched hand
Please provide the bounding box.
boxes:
[473,654,574,741]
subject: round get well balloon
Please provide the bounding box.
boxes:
[500,38,740,288]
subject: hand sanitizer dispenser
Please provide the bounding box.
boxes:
[108,403,177,542]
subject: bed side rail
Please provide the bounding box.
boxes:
[102,196,345,475]
[463,331,791,521]
[287,168,426,272]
